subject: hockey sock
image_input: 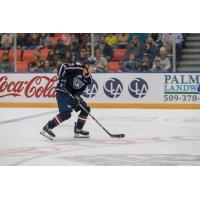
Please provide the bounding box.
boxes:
[76,106,90,129]
[48,111,71,129]
[76,115,88,129]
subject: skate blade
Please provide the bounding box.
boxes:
[74,134,90,139]
[40,130,54,140]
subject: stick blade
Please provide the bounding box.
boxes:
[111,134,125,138]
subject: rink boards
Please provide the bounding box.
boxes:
[0,73,200,109]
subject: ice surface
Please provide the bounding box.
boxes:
[0,108,200,166]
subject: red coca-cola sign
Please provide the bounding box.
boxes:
[0,75,58,98]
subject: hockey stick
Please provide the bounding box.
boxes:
[63,89,125,138]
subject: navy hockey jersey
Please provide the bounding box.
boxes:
[55,62,92,96]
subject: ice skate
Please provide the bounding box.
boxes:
[74,123,89,138]
[40,122,56,140]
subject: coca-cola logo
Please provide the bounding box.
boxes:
[0,75,58,98]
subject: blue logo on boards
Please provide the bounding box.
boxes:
[128,78,148,98]
[103,78,123,98]
[198,84,200,93]
[82,79,98,98]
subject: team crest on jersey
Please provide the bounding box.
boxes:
[73,77,85,89]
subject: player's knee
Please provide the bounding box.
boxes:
[60,111,71,120]
[80,105,90,116]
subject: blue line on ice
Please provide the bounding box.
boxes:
[0,110,58,125]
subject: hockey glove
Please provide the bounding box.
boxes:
[73,95,81,106]
[58,79,66,90]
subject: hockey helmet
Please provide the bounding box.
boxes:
[83,57,96,65]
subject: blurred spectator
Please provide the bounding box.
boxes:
[28,60,38,73]
[150,33,162,48]
[47,50,58,67]
[162,33,183,44]
[62,33,72,47]
[138,53,150,72]
[118,60,124,72]
[18,34,31,50]
[150,58,162,72]
[123,53,138,72]
[163,35,172,54]
[44,60,50,72]
[28,59,47,73]
[17,33,27,49]
[53,38,67,60]
[39,33,52,48]
[20,34,39,50]
[94,34,105,50]
[49,60,62,73]
[49,66,57,73]
[144,37,158,66]
[37,59,47,72]
[94,34,105,44]
[162,33,183,60]
[126,36,144,62]
[49,33,55,37]
[49,60,60,73]
[77,48,87,64]
[71,34,77,44]
[103,43,113,61]
[71,35,80,57]
[150,33,160,41]
[30,33,40,49]
[80,34,91,46]
[128,33,148,44]
[105,33,117,48]
[117,33,128,49]
[162,33,183,43]
[64,50,73,63]
[151,47,171,72]
[35,46,42,60]
[95,49,108,72]
[86,47,91,57]
[0,53,12,72]
[1,34,13,50]
[95,40,105,52]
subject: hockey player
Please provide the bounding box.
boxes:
[40,57,96,140]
